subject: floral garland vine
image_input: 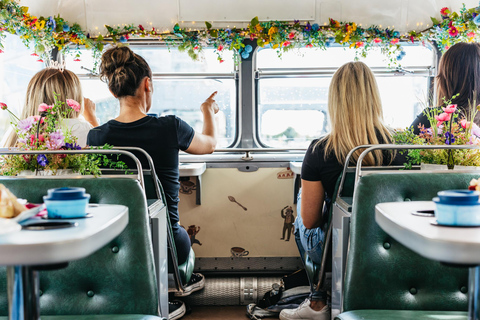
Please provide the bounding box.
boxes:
[1,0,480,66]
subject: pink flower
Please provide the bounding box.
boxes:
[32,115,44,124]
[468,32,476,38]
[435,112,451,122]
[448,27,458,37]
[288,32,295,39]
[440,7,450,16]
[460,119,471,129]
[0,49,3,53]
[193,46,199,50]
[305,44,313,48]
[356,42,364,48]
[217,45,224,51]
[66,99,81,112]
[0,102,7,110]
[390,38,399,45]
[38,103,52,112]
[219,59,224,63]
[442,104,457,113]
[374,38,382,43]
[445,45,450,50]
[283,41,291,47]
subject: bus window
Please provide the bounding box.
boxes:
[0,34,44,140]
[256,45,434,148]
[65,47,237,148]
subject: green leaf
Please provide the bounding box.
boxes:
[210,29,217,38]
[430,17,440,25]
[205,21,212,30]
[250,16,259,27]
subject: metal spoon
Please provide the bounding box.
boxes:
[228,196,247,211]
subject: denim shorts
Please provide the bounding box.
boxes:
[294,192,325,265]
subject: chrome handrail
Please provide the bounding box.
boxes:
[0,149,144,189]
[355,144,480,183]
[335,145,372,201]
[113,147,162,200]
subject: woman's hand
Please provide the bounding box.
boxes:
[200,91,219,114]
[185,91,218,154]
[83,98,100,127]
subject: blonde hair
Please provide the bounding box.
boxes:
[4,68,83,147]
[318,61,392,166]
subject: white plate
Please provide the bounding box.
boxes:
[12,206,43,224]
[0,218,21,234]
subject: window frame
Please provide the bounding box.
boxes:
[253,42,437,149]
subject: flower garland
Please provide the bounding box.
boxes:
[1,0,480,65]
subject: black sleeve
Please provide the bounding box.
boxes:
[301,140,322,182]
[410,109,436,135]
[174,116,195,151]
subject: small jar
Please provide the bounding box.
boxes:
[43,187,90,219]
[433,190,480,226]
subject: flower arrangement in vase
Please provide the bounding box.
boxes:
[0,95,126,176]
[393,94,480,169]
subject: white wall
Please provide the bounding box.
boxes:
[19,0,480,34]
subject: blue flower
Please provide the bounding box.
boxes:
[241,51,250,59]
[244,45,253,53]
[225,28,231,36]
[393,31,400,37]
[65,143,81,150]
[63,24,70,32]
[294,20,300,25]
[474,14,480,25]
[312,23,319,31]
[37,154,49,167]
[445,132,456,144]
[305,22,311,32]
[226,39,232,45]
[46,16,56,31]
[119,36,127,43]
[396,50,406,60]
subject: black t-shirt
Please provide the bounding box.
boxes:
[410,107,441,135]
[87,115,195,225]
[301,138,405,202]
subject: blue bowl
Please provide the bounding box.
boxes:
[433,190,480,226]
[43,187,90,218]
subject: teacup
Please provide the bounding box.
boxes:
[231,247,249,257]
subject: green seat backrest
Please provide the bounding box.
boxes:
[343,172,472,312]
[0,177,159,316]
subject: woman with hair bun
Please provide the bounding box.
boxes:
[4,67,98,147]
[87,46,217,308]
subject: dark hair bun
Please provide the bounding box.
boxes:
[100,46,152,97]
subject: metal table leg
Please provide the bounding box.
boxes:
[7,266,40,320]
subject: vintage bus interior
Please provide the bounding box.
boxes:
[0,0,480,320]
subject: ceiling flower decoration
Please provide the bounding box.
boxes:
[0,0,479,66]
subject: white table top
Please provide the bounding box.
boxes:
[179,162,206,177]
[0,204,128,265]
[376,201,480,264]
[289,162,302,175]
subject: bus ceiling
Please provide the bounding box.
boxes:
[18,0,480,34]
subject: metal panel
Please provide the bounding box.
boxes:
[183,276,282,306]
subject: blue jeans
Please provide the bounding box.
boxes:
[294,191,327,301]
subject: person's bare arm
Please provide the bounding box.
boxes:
[185,92,219,154]
[83,98,100,128]
[300,179,325,229]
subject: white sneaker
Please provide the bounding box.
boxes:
[279,299,330,320]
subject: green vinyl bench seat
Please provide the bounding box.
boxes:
[335,172,474,320]
[0,177,163,319]
[336,310,467,320]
